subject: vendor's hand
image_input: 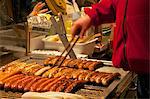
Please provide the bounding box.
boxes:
[30,2,48,16]
[71,15,92,38]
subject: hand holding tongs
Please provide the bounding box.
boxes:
[50,13,79,68]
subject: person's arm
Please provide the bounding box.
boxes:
[84,0,116,26]
[71,0,116,38]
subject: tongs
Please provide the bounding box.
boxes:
[54,35,79,68]
[50,13,79,68]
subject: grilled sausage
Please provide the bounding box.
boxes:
[44,56,55,65]
[1,74,24,84]
[2,62,26,73]
[78,72,89,81]
[25,64,44,74]
[90,72,101,82]
[88,61,97,70]
[4,75,25,91]
[36,77,56,92]
[18,76,35,91]
[48,67,60,78]
[24,62,37,69]
[42,69,53,77]
[84,71,95,81]
[61,59,73,67]
[42,76,65,92]
[88,61,103,70]
[30,77,49,92]
[28,66,44,75]
[72,69,86,79]
[48,79,66,91]
[55,80,71,92]
[64,80,86,93]
[11,76,31,90]
[65,69,78,79]
[67,59,77,68]
[73,59,83,68]
[55,57,66,66]
[101,73,120,86]
[24,76,42,92]
[95,73,110,84]
[78,60,87,69]
[62,68,74,77]
[83,61,93,69]
[34,67,51,76]
[48,56,60,65]
[25,64,40,71]
[54,68,74,78]
[53,68,68,78]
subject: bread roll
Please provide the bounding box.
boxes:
[22,92,87,99]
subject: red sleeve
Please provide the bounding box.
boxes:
[84,0,116,26]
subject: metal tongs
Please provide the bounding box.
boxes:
[55,36,79,68]
[50,13,79,68]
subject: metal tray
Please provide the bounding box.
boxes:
[0,56,136,99]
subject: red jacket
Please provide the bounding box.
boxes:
[85,0,149,74]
